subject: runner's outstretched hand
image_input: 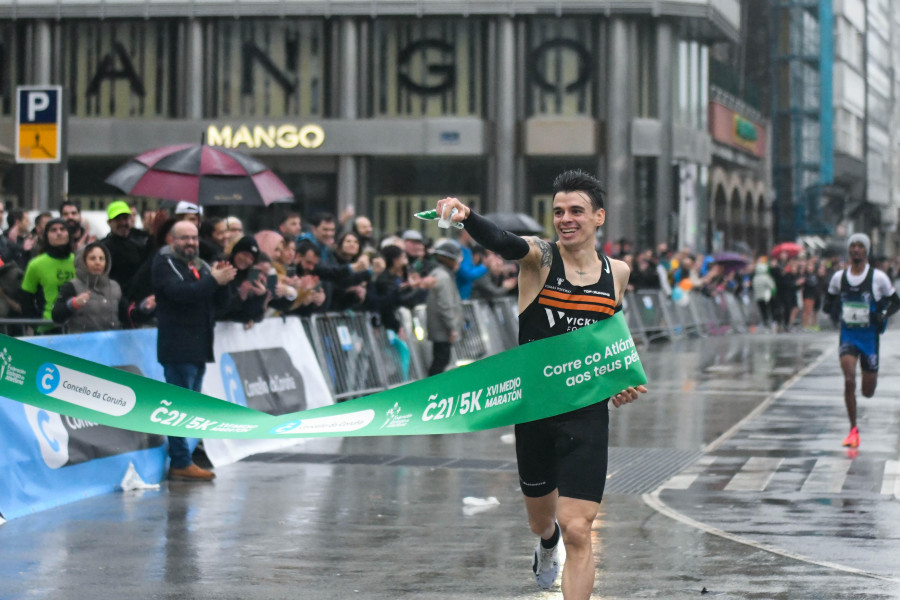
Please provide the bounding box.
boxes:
[611,385,647,408]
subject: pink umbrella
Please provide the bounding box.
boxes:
[770,242,803,258]
[105,143,293,206]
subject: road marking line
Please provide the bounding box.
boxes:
[643,489,900,583]
[881,460,900,497]
[643,347,900,583]
[661,455,717,490]
[724,457,783,492]
[703,349,833,453]
[801,458,852,494]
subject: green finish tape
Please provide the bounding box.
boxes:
[0,313,646,439]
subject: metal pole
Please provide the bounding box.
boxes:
[337,17,359,214]
[605,18,635,245]
[494,16,516,213]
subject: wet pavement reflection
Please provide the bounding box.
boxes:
[3,330,900,599]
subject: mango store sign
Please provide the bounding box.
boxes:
[207,123,325,150]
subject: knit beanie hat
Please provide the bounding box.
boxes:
[230,235,260,260]
[847,233,870,255]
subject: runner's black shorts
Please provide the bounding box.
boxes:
[515,400,609,503]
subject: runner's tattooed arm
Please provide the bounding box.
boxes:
[528,237,552,268]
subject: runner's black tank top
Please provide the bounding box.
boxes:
[518,243,620,346]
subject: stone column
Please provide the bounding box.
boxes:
[655,22,674,247]
[605,18,634,243]
[337,17,359,213]
[494,16,516,213]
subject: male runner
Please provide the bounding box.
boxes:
[436,169,646,600]
[824,233,900,448]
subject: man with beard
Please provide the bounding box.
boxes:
[60,199,97,251]
[824,233,900,449]
[102,200,150,296]
[152,220,236,481]
[19,218,76,327]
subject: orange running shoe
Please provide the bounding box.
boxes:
[842,427,860,448]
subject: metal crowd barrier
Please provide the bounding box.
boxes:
[489,296,520,350]
[0,318,65,336]
[622,288,763,342]
[306,312,384,401]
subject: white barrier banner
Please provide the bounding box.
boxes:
[201,317,334,466]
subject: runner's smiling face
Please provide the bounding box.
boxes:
[552,191,605,248]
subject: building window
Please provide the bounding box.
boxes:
[62,20,180,118]
[835,108,864,158]
[835,17,864,71]
[370,18,485,118]
[525,17,596,117]
[635,20,656,119]
[675,40,708,130]
[368,157,485,235]
[634,157,657,251]
[0,22,19,117]
[868,90,891,128]
[208,19,328,119]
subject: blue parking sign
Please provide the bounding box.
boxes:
[16,86,63,163]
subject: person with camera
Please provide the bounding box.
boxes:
[216,235,268,328]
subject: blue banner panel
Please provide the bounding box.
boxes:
[0,330,168,520]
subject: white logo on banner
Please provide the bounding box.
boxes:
[271,409,375,435]
[23,405,69,469]
[37,363,136,417]
[381,402,413,429]
[0,347,26,385]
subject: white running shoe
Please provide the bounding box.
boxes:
[532,535,560,589]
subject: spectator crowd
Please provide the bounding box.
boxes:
[1,197,892,345]
[615,239,900,333]
[0,200,519,373]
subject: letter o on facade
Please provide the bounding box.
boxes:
[298,124,325,149]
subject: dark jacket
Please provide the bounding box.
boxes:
[217,266,267,325]
[102,232,149,297]
[373,270,427,332]
[151,246,231,365]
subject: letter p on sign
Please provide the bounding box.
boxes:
[16,85,63,163]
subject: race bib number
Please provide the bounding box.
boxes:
[842,301,870,327]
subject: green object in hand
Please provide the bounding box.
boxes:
[414,209,464,229]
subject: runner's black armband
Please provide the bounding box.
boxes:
[883,291,900,318]
[463,210,529,261]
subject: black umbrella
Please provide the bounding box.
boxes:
[483,212,546,236]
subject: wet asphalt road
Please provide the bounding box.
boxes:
[2,329,900,599]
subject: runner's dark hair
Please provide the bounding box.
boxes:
[552,169,605,210]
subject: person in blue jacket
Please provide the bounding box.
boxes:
[454,228,488,300]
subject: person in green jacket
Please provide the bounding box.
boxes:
[20,218,75,329]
